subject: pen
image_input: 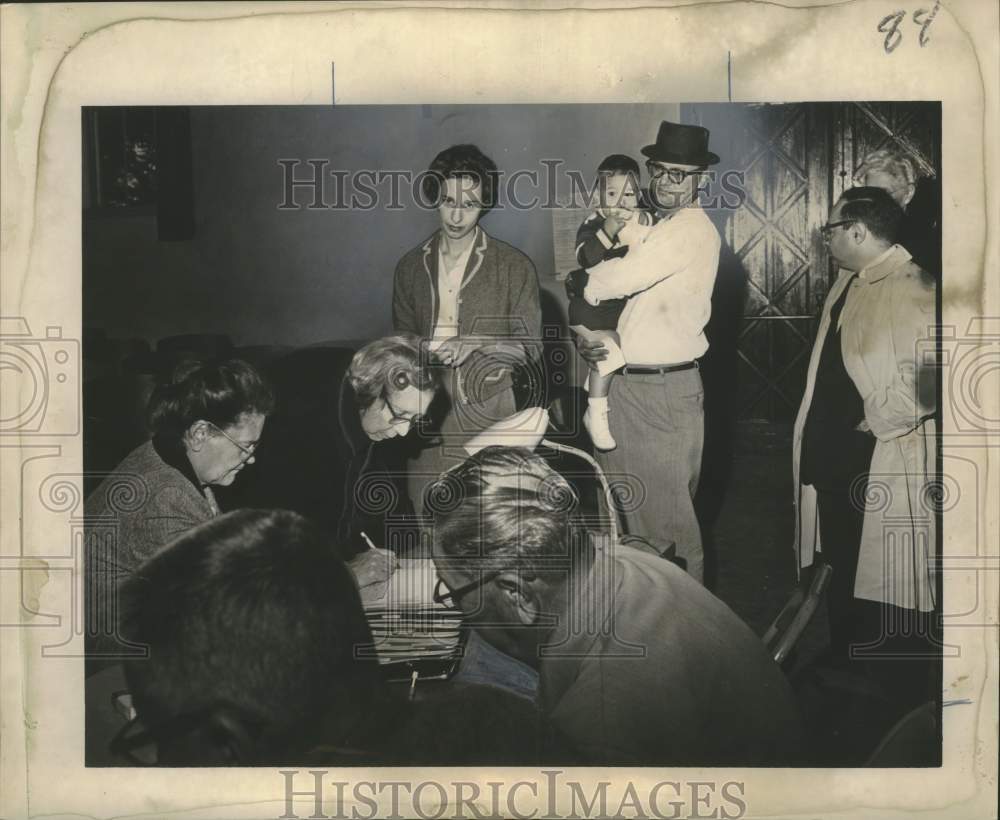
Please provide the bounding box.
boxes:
[360,531,377,551]
[408,670,419,700]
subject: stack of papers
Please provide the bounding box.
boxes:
[359,559,463,668]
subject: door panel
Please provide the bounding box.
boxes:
[683,103,830,424]
[682,102,940,427]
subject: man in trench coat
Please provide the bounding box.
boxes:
[792,186,937,710]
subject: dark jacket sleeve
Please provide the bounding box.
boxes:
[506,249,542,361]
[391,255,421,335]
[575,213,617,268]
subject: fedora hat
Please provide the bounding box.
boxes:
[641,120,720,166]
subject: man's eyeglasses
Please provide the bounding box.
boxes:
[646,162,705,184]
[432,571,503,610]
[819,219,856,241]
[207,422,259,461]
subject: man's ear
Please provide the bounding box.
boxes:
[850,220,869,245]
[495,571,541,626]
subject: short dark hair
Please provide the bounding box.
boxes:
[428,446,592,580]
[597,154,641,179]
[348,333,440,411]
[421,144,499,210]
[839,186,905,243]
[120,509,379,756]
[146,358,274,440]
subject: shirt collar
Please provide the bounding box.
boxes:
[437,226,480,274]
[858,244,909,283]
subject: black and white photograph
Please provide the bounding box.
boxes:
[80,101,943,768]
[2,2,996,819]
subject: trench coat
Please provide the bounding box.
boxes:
[792,245,937,612]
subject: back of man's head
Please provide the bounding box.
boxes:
[839,186,905,245]
[429,446,590,579]
[120,508,379,763]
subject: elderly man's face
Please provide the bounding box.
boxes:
[647,160,705,213]
[434,561,541,663]
[822,199,860,269]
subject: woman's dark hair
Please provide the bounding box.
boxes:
[421,144,499,210]
[146,358,275,440]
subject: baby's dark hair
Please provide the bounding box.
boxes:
[597,154,641,179]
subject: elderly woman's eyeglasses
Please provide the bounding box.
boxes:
[646,162,705,184]
[207,422,259,461]
[381,391,428,426]
[432,571,503,609]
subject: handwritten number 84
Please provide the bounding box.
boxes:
[879,0,941,53]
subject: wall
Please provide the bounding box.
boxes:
[83,103,678,347]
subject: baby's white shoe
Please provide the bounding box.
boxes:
[584,399,616,451]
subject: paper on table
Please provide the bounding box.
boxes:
[570,324,627,377]
[359,558,441,608]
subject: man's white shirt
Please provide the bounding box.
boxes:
[583,204,721,365]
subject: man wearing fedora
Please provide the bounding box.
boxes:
[575,120,722,584]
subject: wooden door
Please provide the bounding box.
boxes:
[682,102,940,428]
[683,103,831,426]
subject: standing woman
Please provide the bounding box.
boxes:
[392,144,542,508]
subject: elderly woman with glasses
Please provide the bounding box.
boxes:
[85,358,275,601]
[347,334,441,442]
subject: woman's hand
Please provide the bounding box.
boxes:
[432,337,481,368]
[347,547,399,589]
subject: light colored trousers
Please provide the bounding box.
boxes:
[597,367,705,584]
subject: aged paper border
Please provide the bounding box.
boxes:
[2,1,997,818]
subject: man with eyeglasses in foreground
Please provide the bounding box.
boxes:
[793,187,938,725]
[428,445,802,764]
[572,120,722,585]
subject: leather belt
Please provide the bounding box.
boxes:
[622,361,698,375]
